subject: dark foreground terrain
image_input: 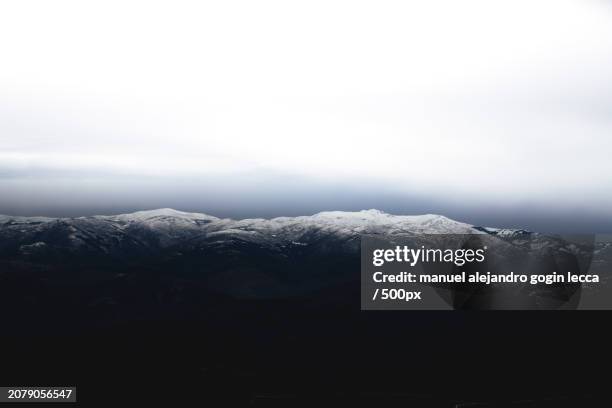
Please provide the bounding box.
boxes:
[1,306,607,406]
[0,210,609,406]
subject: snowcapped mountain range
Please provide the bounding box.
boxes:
[0,208,485,257]
[0,208,604,317]
[0,208,510,301]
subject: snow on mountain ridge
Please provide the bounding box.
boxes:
[101,208,219,222]
[0,214,55,224]
[1,208,461,226]
[0,208,474,234]
[0,208,517,258]
[0,208,484,250]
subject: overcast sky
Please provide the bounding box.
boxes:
[1,1,612,231]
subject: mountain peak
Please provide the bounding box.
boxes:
[127,208,189,217]
[106,208,219,222]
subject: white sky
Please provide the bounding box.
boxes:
[1,0,612,213]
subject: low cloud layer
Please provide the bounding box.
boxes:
[1,0,611,231]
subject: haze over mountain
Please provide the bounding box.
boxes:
[2,1,612,233]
